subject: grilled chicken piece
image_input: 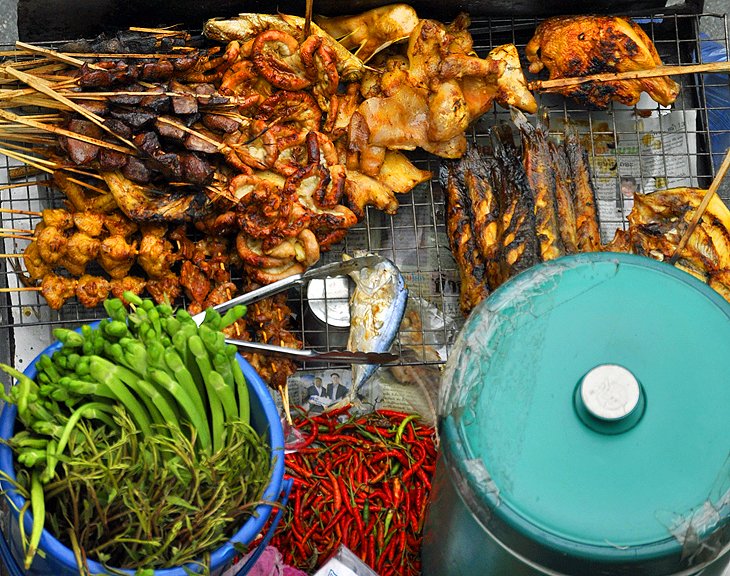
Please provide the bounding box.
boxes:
[62,233,101,276]
[564,126,602,252]
[180,260,211,305]
[41,273,77,310]
[41,208,74,230]
[72,211,105,237]
[23,242,51,281]
[526,15,680,108]
[459,146,504,291]
[99,235,138,279]
[36,226,68,266]
[75,274,111,308]
[101,171,211,223]
[440,161,490,315]
[513,110,564,261]
[549,140,579,254]
[146,272,181,304]
[110,276,147,301]
[492,133,541,279]
[138,232,177,279]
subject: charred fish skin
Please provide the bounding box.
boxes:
[513,109,565,261]
[564,125,602,253]
[439,162,490,315]
[491,132,541,279]
[549,140,579,254]
[460,146,505,291]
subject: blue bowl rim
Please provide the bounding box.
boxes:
[0,320,285,575]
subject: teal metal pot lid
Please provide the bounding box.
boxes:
[440,253,730,559]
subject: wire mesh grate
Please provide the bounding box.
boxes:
[0,12,728,370]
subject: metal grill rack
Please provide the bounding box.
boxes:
[0,12,728,372]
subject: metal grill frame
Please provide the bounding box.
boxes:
[0,12,728,372]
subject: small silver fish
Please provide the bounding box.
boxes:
[346,251,408,392]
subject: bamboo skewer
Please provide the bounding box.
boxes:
[0,254,23,258]
[0,108,135,155]
[668,147,730,265]
[2,66,137,150]
[304,0,314,38]
[529,62,730,91]
[0,287,40,293]
[0,227,33,234]
[0,234,33,241]
[0,208,41,216]
[15,41,102,70]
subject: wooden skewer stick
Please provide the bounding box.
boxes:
[0,208,42,216]
[0,253,24,257]
[0,108,135,155]
[0,286,40,292]
[304,0,314,38]
[668,147,730,265]
[2,66,138,150]
[278,384,293,425]
[15,41,103,70]
[0,209,41,220]
[0,234,33,241]
[0,228,33,234]
[529,62,730,91]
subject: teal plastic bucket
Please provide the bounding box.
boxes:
[424,253,730,575]
[0,323,288,576]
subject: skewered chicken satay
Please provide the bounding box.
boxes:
[109,276,147,301]
[75,274,111,308]
[36,226,69,266]
[72,211,105,237]
[99,235,138,279]
[23,241,51,281]
[104,211,139,237]
[138,231,178,279]
[41,208,74,231]
[146,273,182,304]
[61,233,101,276]
[41,273,78,310]
[180,260,211,306]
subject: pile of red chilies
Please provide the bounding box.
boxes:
[271,406,438,575]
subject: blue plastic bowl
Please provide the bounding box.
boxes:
[0,323,285,576]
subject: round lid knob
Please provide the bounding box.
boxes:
[579,364,640,420]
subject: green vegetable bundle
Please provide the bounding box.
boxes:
[0,294,272,572]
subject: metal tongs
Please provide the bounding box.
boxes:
[191,256,399,365]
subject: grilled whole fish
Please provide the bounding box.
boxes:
[459,146,505,290]
[513,109,564,261]
[549,140,579,253]
[628,187,730,276]
[440,162,490,314]
[491,132,541,278]
[564,125,602,252]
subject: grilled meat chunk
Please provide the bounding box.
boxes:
[526,15,680,108]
